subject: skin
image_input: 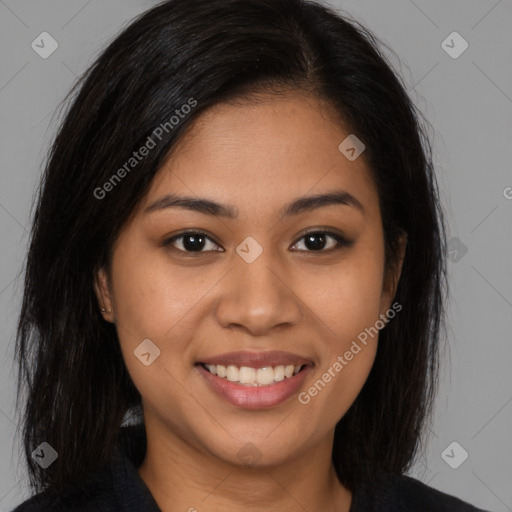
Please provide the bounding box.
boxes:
[95,90,406,512]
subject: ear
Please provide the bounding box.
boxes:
[380,232,407,315]
[93,266,115,323]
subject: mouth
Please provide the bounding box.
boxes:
[195,351,314,409]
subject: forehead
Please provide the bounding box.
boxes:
[141,92,378,221]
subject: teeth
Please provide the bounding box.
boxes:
[239,366,256,384]
[203,363,304,386]
[207,364,217,375]
[226,365,239,383]
[256,367,274,385]
[274,365,285,381]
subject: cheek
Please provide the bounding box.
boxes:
[300,247,385,346]
[294,246,384,422]
[109,240,201,340]
[109,250,203,431]
[107,242,192,388]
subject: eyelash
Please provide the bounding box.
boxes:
[162,229,352,256]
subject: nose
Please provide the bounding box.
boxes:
[214,249,302,336]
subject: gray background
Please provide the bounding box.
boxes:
[1,0,511,510]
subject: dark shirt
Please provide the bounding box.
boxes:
[12,424,490,511]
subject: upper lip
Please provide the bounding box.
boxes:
[198,350,312,368]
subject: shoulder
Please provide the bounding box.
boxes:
[385,473,490,512]
[11,424,157,512]
[11,465,115,512]
[351,470,491,512]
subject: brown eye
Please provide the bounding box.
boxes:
[291,230,351,252]
[163,231,222,253]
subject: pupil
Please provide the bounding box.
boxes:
[184,233,205,251]
[305,232,325,250]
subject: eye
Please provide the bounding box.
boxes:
[163,231,222,254]
[290,230,351,252]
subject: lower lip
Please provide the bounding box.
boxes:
[196,364,312,409]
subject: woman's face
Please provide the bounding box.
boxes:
[95,91,403,468]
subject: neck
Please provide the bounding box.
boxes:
[137,422,352,512]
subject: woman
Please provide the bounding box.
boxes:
[13,0,490,510]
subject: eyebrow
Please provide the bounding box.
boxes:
[144,190,364,218]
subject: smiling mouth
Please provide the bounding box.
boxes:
[199,363,309,387]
